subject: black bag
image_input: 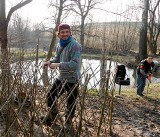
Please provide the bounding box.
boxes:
[115,65,126,80]
[115,65,130,86]
[115,77,130,85]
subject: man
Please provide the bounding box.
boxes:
[136,57,154,97]
[42,24,82,126]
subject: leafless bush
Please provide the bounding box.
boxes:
[0,49,117,137]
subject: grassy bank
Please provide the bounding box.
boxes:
[114,82,160,101]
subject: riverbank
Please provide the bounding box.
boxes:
[82,47,160,69]
[8,47,160,69]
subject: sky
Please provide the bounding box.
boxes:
[6,0,49,24]
[6,0,142,27]
[91,0,141,22]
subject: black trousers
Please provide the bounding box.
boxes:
[47,79,78,118]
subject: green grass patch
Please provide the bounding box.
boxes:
[114,83,160,102]
[87,89,99,95]
[82,53,100,59]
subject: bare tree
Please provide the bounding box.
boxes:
[148,0,160,55]
[8,14,31,49]
[119,22,139,52]
[71,0,100,47]
[0,0,32,94]
[46,0,72,60]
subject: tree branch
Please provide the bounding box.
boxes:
[6,0,32,26]
[153,0,160,13]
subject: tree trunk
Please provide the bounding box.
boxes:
[0,0,11,96]
[80,17,85,47]
[0,1,13,133]
[139,0,149,60]
[1,29,10,95]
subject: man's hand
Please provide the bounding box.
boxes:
[42,61,50,69]
[147,73,152,81]
[49,63,60,70]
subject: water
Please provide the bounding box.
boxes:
[81,58,136,89]
[11,58,160,90]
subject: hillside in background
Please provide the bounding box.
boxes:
[7,21,160,56]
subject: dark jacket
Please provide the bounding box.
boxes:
[137,59,154,78]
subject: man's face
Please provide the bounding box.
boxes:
[147,58,153,64]
[58,29,71,40]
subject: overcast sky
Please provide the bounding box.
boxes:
[6,0,141,26]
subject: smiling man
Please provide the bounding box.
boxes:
[42,24,82,127]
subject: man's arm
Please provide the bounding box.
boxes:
[50,46,60,63]
[42,45,60,69]
[139,64,148,78]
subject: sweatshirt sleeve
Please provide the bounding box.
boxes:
[59,43,82,71]
[140,69,148,78]
[50,46,60,63]
[150,62,155,73]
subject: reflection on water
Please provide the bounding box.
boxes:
[81,59,136,89]
[11,58,160,90]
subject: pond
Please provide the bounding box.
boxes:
[11,58,160,90]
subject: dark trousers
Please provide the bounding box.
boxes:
[47,79,78,118]
[136,74,146,95]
